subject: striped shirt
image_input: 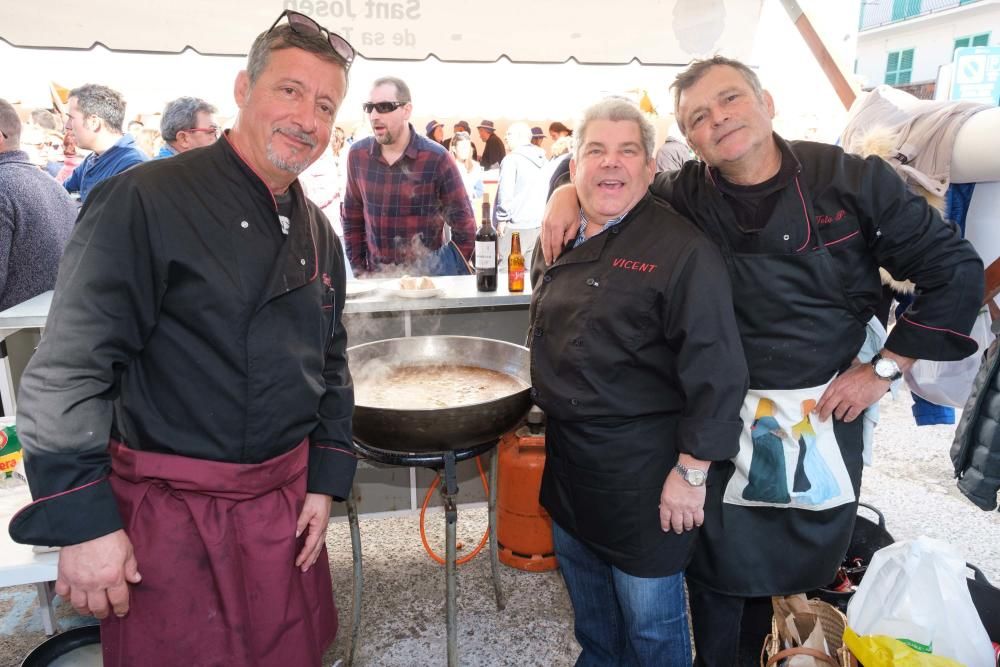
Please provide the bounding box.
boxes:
[343,125,476,274]
[573,210,631,248]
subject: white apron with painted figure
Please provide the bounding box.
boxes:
[723,380,855,512]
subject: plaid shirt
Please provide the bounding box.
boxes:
[343,125,476,274]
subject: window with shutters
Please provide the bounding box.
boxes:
[955,33,991,55]
[885,49,914,85]
[891,0,922,21]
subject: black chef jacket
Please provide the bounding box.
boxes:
[10,133,356,546]
[657,135,984,595]
[659,136,984,365]
[529,193,749,577]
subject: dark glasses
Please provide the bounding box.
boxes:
[362,101,406,114]
[267,10,355,69]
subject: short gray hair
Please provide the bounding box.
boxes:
[69,84,127,133]
[246,24,349,87]
[160,97,218,143]
[574,97,656,161]
[0,99,21,147]
[671,56,764,133]
[372,76,411,104]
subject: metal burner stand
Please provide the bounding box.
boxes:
[344,439,507,667]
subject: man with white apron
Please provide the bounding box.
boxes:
[539,56,984,664]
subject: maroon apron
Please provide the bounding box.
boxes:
[100,440,337,667]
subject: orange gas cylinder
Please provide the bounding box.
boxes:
[497,407,558,572]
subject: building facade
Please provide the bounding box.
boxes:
[856,0,1000,98]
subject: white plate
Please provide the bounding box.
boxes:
[382,280,446,299]
[344,281,380,298]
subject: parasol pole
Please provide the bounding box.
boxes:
[779,0,858,110]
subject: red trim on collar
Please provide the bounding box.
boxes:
[222,131,278,211]
[304,187,319,282]
[793,175,812,252]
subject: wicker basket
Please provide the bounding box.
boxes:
[761,597,856,667]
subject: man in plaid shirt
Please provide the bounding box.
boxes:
[343,76,476,275]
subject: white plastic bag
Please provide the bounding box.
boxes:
[846,536,993,667]
[904,307,993,408]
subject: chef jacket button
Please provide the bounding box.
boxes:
[783,234,790,241]
[543,274,553,283]
[241,221,249,229]
[300,258,307,266]
[534,327,543,337]
[570,398,579,406]
[585,278,595,286]
[530,388,539,398]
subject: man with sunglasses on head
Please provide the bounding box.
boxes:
[10,11,357,666]
[343,76,477,275]
[155,96,220,158]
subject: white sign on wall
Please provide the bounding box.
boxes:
[952,46,1000,106]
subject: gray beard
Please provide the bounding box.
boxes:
[375,130,395,146]
[266,139,311,175]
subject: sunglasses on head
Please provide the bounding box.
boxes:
[267,9,355,69]
[362,101,406,114]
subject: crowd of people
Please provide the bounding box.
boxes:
[3,71,609,293]
[0,9,986,667]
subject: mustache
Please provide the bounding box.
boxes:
[272,127,317,148]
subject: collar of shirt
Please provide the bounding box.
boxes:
[0,150,35,167]
[91,134,139,165]
[155,144,178,159]
[368,123,422,164]
[573,208,632,248]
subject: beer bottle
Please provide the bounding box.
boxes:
[476,193,498,292]
[508,231,525,292]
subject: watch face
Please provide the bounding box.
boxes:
[685,469,707,486]
[874,358,897,378]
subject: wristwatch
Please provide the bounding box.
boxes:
[674,462,707,487]
[871,353,902,382]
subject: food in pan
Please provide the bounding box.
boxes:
[355,364,528,409]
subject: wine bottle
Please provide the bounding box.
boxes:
[476,194,498,292]
[508,231,525,292]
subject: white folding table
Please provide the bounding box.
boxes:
[0,487,60,635]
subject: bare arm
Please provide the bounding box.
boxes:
[539,184,582,265]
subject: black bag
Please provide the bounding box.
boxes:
[968,563,1000,642]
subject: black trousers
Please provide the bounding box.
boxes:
[688,580,773,666]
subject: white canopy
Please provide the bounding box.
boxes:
[2,0,763,64]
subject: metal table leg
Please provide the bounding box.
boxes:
[35,581,59,636]
[442,452,459,667]
[487,446,506,610]
[346,490,363,667]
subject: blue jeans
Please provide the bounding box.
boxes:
[553,522,692,666]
